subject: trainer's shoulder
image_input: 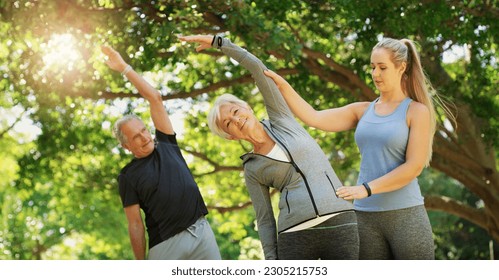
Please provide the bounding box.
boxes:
[349,101,371,120]
[408,100,430,116]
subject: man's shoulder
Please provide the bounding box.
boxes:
[119,158,141,176]
[117,157,154,187]
[155,129,177,143]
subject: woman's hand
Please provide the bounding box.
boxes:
[101,45,128,73]
[336,185,369,200]
[263,69,287,88]
[178,35,214,52]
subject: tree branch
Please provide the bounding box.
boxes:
[430,154,493,201]
[95,68,300,101]
[207,200,253,214]
[433,133,487,176]
[425,195,487,229]
[207,189,278,214]
[180,147,243,176]
[0,109,26,139]
[302,47,377,101]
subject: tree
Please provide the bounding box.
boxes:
[0,0,497,259]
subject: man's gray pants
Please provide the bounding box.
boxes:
[148,217,221,260]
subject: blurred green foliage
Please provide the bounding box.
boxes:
[0,0,497,259]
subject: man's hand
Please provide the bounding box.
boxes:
[101,45,128,73]
[178,35,214,52]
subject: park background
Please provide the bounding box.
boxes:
[0,0,497,260]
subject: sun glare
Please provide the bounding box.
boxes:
[41,33,82,71]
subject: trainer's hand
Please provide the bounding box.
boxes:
[101,45,128,73]
[263,69,287,88]
[178,35,214,52]
[336,185,369,200]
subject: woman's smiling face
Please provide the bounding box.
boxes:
[217,102,256,140]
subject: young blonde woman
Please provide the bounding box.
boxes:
[265,38,452,259]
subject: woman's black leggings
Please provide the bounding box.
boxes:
[277,211,359,260]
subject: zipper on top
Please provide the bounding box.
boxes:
[261,121,319,216]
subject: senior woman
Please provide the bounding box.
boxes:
[180,34,359,260]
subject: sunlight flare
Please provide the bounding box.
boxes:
[41,33,81,71]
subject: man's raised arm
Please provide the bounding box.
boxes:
[101,46,173,134]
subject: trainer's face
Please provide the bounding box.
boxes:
[121,119,154,158]
[370,47,405,93]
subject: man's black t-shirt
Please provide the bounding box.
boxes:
[118,130,208,249]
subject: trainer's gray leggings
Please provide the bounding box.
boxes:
[356,205,435,259]
[148,217,221,260]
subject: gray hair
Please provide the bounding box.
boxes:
[207,94,250,139]
[113,114,143,145]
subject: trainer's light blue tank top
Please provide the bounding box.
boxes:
[354,97,424,211]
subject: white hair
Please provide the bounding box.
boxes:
[113,114,143,145]
[207,94,250,139]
